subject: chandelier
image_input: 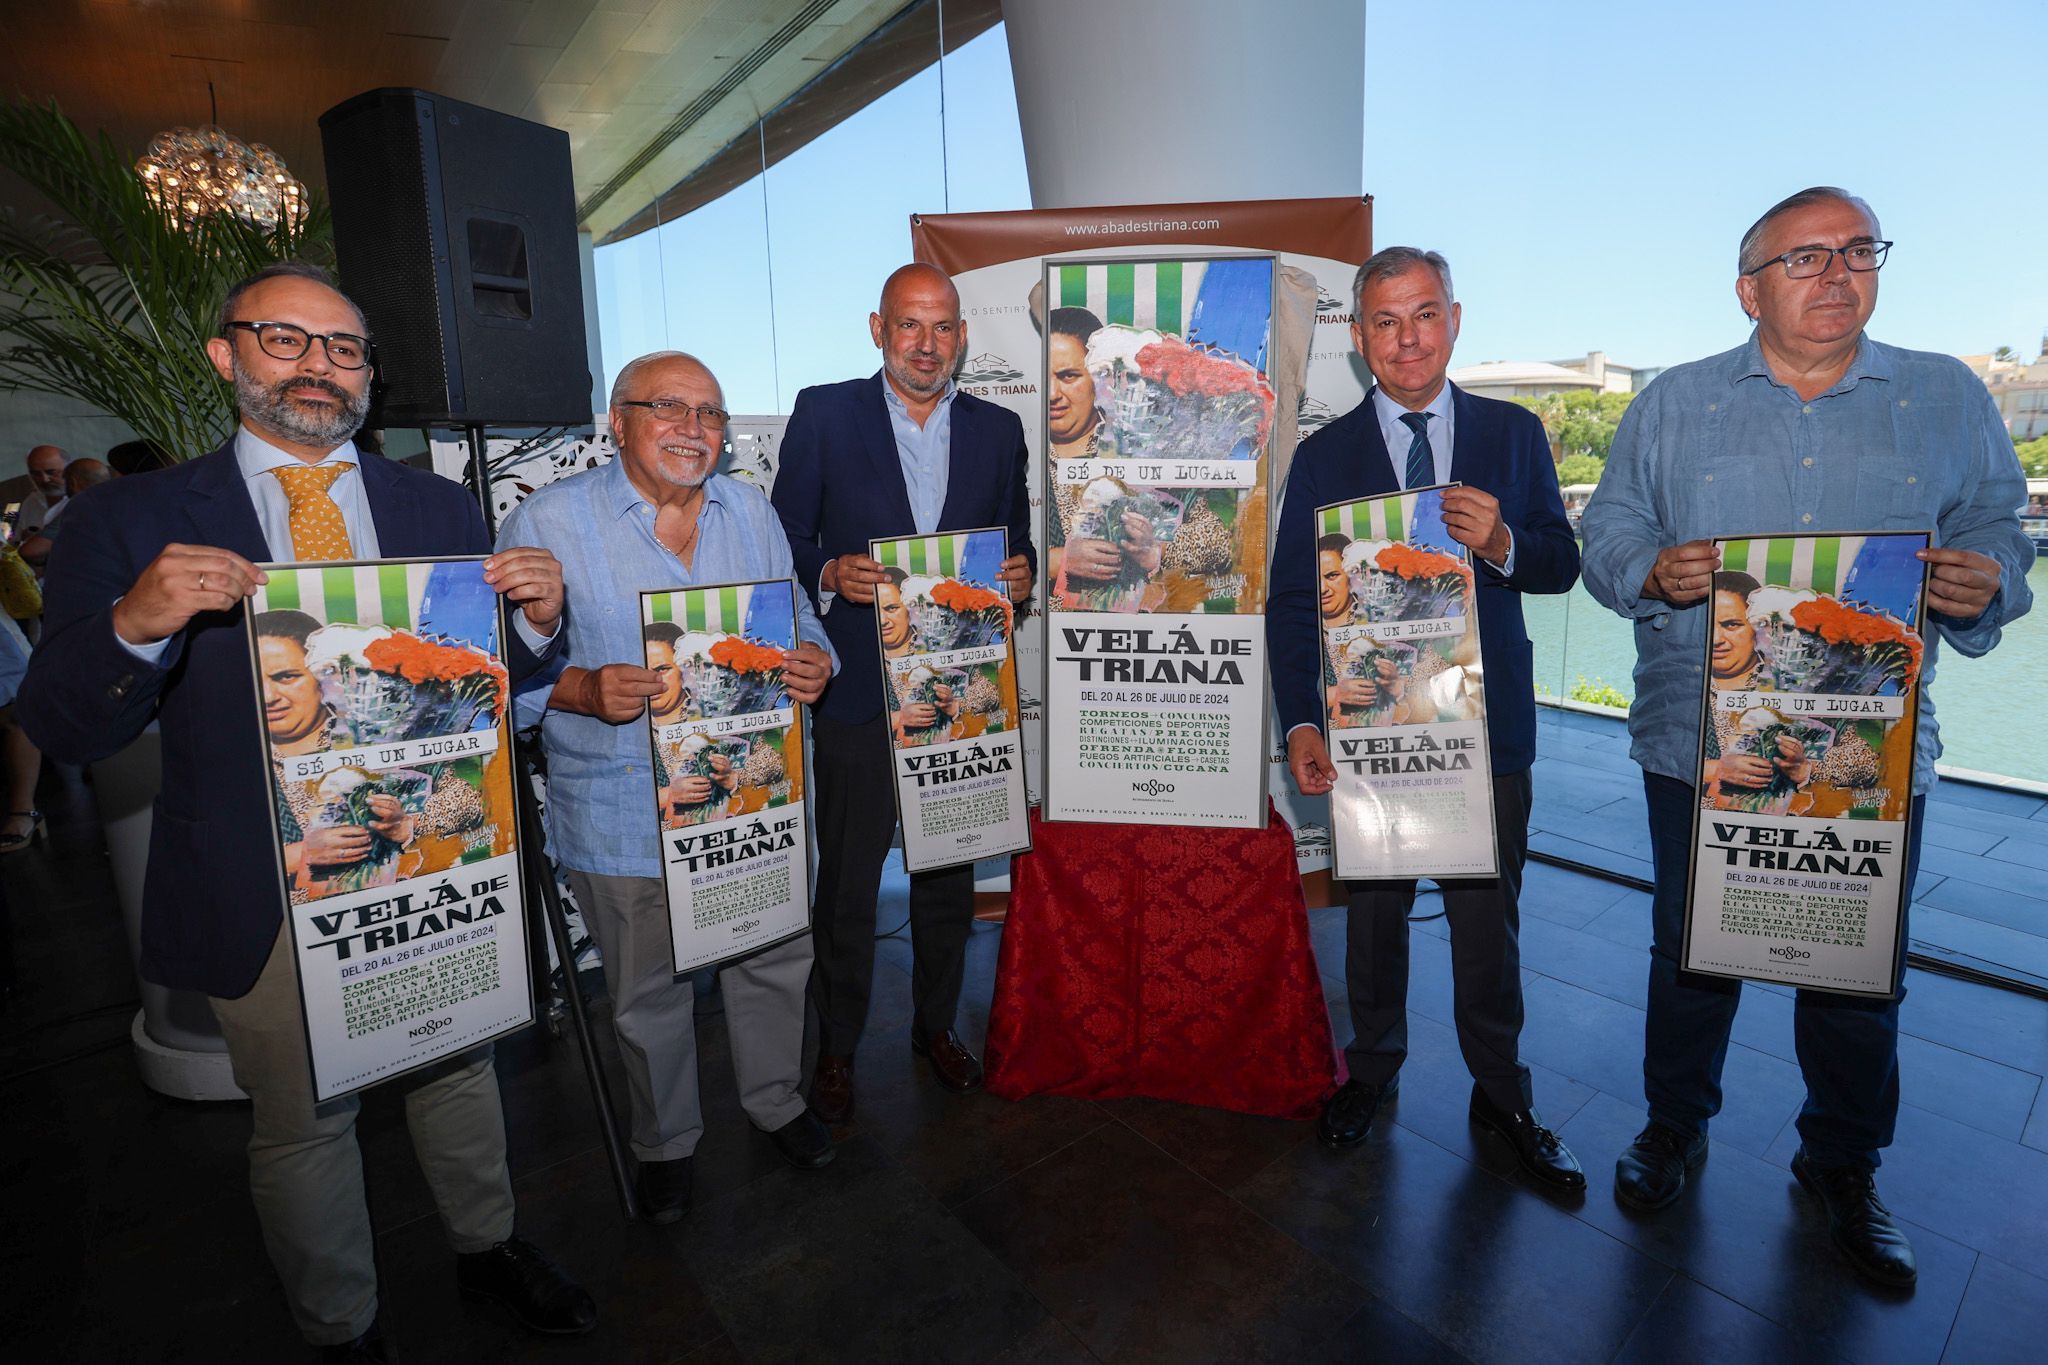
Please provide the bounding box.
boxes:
[135,124,307,231]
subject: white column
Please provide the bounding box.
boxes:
[1001,0,1366,209]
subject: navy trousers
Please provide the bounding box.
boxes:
[1641,771,1925,1170]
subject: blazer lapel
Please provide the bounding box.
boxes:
[181,443,273,561]
[1447,384,1483,487]
[859,374,917,531]
[357,453,425,556]
[1354,395,1399,499]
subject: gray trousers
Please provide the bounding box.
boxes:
[568,868,810,1162]
[208,929,517,1346]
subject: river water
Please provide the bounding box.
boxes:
[1524,559,2048,784]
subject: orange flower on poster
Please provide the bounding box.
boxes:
[1374,543,1467,582]
[707,636,786,675]
[931,578,1012,632]
[1789,597,1923,686]
[363,632,508,714]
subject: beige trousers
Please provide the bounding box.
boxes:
[567,868,811,1161]
[209,929,517,1345]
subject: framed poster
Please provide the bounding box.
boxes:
[247,556,532,1102]
[641,579,812,974]
[1314,485,1498,880]
[1040,253,1275,828]
[1683,531,1929,997]
[869,527,1033,872]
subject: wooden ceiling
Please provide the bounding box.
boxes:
[0,0,954,240]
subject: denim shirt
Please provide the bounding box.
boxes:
[1581,334,2034,793]
[497,461,836,876]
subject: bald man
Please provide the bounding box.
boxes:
[772,263,1036,1123]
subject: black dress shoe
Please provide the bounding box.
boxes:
[1791,1150,1917,1288]
[767,1107,837,1169]
[320,1319,392,1363]
[1614,1122,1708,1211]
[636,1155,693,1225]
[1318,1077,1397,1148]
[456,1235,598,1336]
[911,1028,985,1094]
[1468,1087,1586,1191]
[812,1053,855,1124]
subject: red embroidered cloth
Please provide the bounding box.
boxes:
[986,802,1338,1118]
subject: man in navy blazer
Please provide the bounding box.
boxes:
[17,263,593,1356]
[772,263,1035,1122]
[1269,247,1585,1189]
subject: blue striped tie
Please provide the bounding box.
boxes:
[1399,411,1435,490]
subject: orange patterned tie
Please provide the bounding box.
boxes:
[270,463,356,562]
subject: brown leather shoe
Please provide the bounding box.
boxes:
[911,1028,984,1094]
[812,1053,855,1124]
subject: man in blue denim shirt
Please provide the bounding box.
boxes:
[1583,188,2034,1287]
[498,350,840,1224]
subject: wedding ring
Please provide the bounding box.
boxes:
[200,574,208,591]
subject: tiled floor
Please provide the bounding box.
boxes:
[3,717,2045,1363]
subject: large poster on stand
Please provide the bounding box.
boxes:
[1683,531,1928,997]
[914,198,1373,864]
[1041,254,1274,827]
[870,528,1033,871]
[641,580,812,974]
[1316,486,1497,879]
[248,557,531,1102]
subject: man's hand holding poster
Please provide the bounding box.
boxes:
[1685,531,1928,997]
[870,527,1032,872]
[642,580,811,974]
[248,557,531,1102]
[1315,486,1498,879]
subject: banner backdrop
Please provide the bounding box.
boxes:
[1683,531,1928,997]
[912,198,1373,860]
[870,527,1033,871]
[248,557,531,1102]
[641,579,812,974]
[1317,485,1498,879]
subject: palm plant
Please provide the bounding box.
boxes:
[0,100,331,461]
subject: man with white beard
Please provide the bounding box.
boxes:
[497,350,840,1225]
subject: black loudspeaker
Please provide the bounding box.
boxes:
[319,88,592,428]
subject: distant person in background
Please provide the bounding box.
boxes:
[0,612,40,859]
[11,445,67,548]
[18,458,113,570]
[1582,186,2035,1288]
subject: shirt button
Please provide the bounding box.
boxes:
[1705,474,1714,482]
[1802,405,1812,414]
[1802,457,1814,467]
[1801,513,1813,524]
[1907,475,1918,484]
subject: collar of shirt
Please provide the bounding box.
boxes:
[234,425,360,479]
[1369,382,1457,487]
[1731,332,1894,396]
[880,371,958,422]
[603,451,731,525]
[879,369,956,534]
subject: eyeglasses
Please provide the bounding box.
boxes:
[616,398,730,431]
[1744,240,1893,279]
[224,321,372,369]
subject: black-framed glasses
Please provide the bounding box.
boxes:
[1745,240,1893,279]
[224,321,372,369]
[617,398,731,431]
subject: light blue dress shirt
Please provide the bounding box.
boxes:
[1369,383,1513,574]
[884,375,956,536]
[1581,334,2035,793]
[497,460,837,877]
[120,427,555,661]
